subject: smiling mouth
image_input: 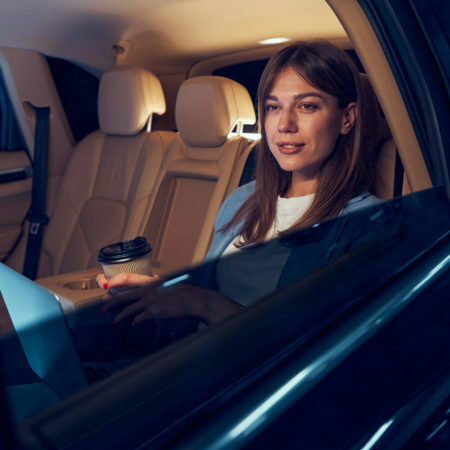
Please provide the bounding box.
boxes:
[277,143,305,154]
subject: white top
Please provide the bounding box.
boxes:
[222,193,314,256]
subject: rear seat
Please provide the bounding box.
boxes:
[143,76,256,274]
[359,73,408,199]
[37,66,176,277]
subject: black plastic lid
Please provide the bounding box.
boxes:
[98,236,152,264]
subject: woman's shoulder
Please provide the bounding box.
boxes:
[344,192,385,213]
[214,181,256,230]
[228,180,256,200]
[221,180,256,212]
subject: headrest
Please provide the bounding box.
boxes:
[98,66,166,136]
[359,73,391,148]
[175,76,256,147]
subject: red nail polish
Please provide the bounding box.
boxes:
[103,282,108,289]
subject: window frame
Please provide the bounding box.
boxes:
[358,0,449,190]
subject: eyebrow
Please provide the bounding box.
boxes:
[265,92,325,101]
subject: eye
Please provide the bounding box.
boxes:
[265,103,279,112]
[299,102,318,112]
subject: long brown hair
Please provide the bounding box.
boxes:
[224,40,376,246]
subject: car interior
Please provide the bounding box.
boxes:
[0,1,447,445]
[0,1,434,326]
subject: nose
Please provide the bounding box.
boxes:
[278,108,297,133]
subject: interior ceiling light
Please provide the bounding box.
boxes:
[258,37,292,45]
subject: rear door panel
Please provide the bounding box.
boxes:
[0,151,31,261]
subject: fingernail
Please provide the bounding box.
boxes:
[103,282,108,290]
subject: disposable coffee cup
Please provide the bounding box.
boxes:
[98,236,152,279]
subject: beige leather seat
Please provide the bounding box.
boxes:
[143,76,256,274]
[359,73,402,199]
[37,66,177,277]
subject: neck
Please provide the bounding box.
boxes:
[284,175,317,198]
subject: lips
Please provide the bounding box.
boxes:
[276,142,305,154]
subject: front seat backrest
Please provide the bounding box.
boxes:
[359,73,398,199]
[144,76,256,274]
[37,66,176,277]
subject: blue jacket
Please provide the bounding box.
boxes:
[205,181,384,261]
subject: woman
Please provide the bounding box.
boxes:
[97,40,382,327]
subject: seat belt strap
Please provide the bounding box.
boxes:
[393,150,404,198]
[239,143,258,186]
[23,104,50,280]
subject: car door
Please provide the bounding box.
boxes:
[0,71,31,263]
[0,48,76,271]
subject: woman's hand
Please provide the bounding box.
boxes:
[96,272,159,291]
[101,281,244,327]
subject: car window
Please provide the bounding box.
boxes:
[2,185,449,447]
[0,70,26,153]
[0,0,448,447]
[411,0,449,85]
[46,57,100,142]
[358,0,449,187]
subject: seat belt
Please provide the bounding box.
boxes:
[23,104,50,280]
[239,143,258,186]
[393,150,404,198]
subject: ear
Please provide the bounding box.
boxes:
[340,102,357,135]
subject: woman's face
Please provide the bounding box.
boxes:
[264,66,356,193]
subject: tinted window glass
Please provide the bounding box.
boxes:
[47,57,99,142]
[412,0,449,86]
[0,70,26,152]
[3,187,449,448]
[213,58,268,112]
